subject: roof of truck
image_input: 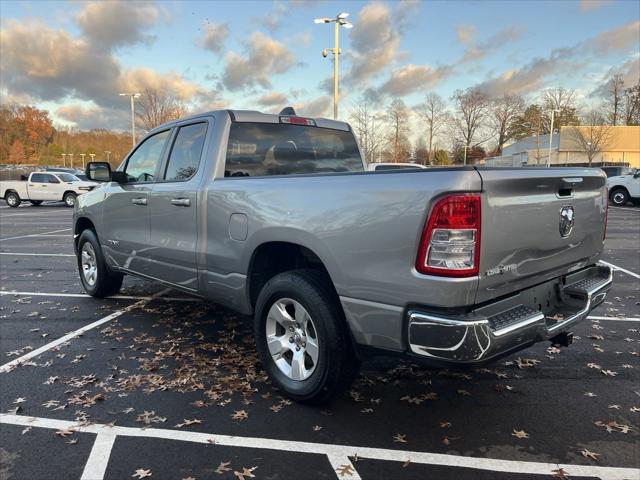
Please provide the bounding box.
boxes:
[150,108,351,134]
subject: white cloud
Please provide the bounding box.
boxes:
[199,21,229,53]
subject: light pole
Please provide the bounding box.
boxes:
[89,153,95,164]
[314,12,353,120]
[463,144,468,166]
[68,153,74,169]
[547,109,560,167]
[119,92,140,147]
[61,153,67,167]
[104,151,111,162]
[80,153,86,168]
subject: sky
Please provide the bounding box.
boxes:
[1,0,638,132]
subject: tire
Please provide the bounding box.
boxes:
[63,192,77,207]
[77,229,124,297]
[610,188,629,206]
[254,269,358,404]
[5,191,21,208]
[30,200,43,206]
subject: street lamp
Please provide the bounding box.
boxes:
[314,12,353,120]
[89,153,95,164]
[61,153,67,167]
[104,151,111,162]
[119,92,140,147]
[463,144,468,166]
[68,153,74,169]
[547,109,561,167]
[80,153,86,168]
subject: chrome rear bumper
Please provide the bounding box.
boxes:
[408,264,612,363]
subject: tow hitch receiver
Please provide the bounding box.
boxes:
[550,331,573,347]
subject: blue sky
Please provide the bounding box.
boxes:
[1,0,638,131]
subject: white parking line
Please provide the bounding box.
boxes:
[81,433,116,480]
[0,299,147,373]
[0,228,71,242]
[0,290,200,302]
[0,252,75,257]
[599,260,640,280]
[609,206,640,212]
[0,414,636,480]
[327,454,362,480]
[588,315,640,322]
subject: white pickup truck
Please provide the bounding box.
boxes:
[0,171,98,207]
[607,169,640,206]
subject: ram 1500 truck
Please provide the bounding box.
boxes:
[74,109,612,403]
[1,171,97,207]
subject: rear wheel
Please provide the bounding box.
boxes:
[64,192,77,207]
[30,200,43,206]
[77,229,123,297]
[254,269,358,404]
[5,191,20,208]
[610,188,629,206]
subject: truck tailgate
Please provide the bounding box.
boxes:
[475,168,607,304]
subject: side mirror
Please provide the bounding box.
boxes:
[86,162,112,182]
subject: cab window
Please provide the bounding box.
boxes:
[163,123,207,181]
[123,130,171,183]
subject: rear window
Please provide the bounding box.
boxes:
[224,123,363,177]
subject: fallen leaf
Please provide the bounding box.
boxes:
[215,461,231,474]
[511,429,530,439]
[393,433,407,443]
[335,464,355,477]
[581,449,600,461]
[132,468,152,479]
[233,466,257,480]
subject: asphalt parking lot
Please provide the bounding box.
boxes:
[0,202,638,480]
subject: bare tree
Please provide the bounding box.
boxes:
[383,99,411,163]
[490,93,525,154]
[136,87,188,131]
[450,88,491,151]
[419,92,449,163]
[350,102,385,164]
[621,83,640,126]
[604,74,625,126]
[567,110,615,166]
[541,87,579,130]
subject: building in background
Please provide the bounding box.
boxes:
[486,126,640,168]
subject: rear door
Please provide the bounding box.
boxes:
[147,120,209,290]
[476,168,607,303]
[100,129,171,276]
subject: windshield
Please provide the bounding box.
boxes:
[225,123,363,177]
[56,173,80,182]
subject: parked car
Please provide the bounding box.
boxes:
[45,166,88,180]
[607,169,640,206]
[600,166,634,178]
[367,162,428,171]
[1,171,98,207]
[75,108,612,403]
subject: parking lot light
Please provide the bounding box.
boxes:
[120,92,141,147]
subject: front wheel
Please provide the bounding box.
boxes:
[5,191,21,208]
[77,229,123,297]
[63,192,77,207]
[610,188,629,206]
[254,269,358,404]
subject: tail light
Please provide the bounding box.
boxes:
[416,193,481,277]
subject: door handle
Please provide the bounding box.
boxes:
[170,198,191,207]
[131,197,147,206]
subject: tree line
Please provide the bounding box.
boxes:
[351,74,639,165]
[0,87,188,167]
[1,76,638,168]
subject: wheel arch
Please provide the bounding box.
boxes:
[247,241,337,310]
[74,217,96,251]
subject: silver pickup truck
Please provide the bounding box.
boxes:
[74,109,612,403]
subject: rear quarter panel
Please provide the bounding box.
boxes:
[201,169,483,314]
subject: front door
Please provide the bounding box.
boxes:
[100,129,171,276]
[29,173,59,201]
[147,121,209,290]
